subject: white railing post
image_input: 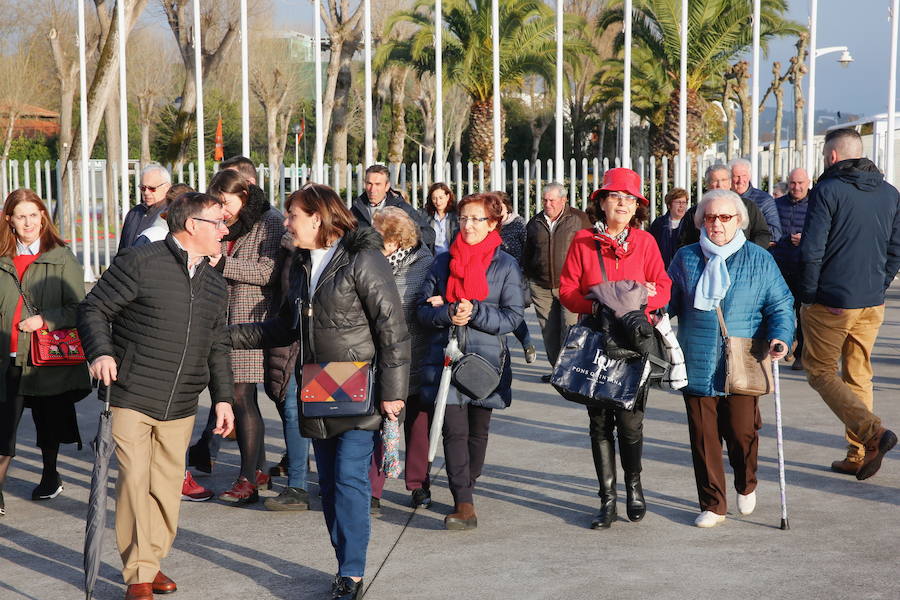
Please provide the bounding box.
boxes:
[455,162,463,201]
[581,157,589,212]
[523,159,530,218]
[512,160,519,215]
[662,155,669,199]
[650,155,657,220]
[535,159,542,218]
[569,157,576,202]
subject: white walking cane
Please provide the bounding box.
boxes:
[772,343,790,530]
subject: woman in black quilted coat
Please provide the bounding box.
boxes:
[230,184,410,600]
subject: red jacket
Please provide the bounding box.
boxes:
[559,227,671,318]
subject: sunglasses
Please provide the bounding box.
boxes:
[704,213,738,225]
[140,183,168,193]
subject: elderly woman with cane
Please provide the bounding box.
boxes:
[667,189,794,528]
[559,168,671,530]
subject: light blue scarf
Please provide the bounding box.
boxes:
[694,228,746,311]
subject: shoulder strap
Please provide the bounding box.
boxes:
[9,270,38,316]
[714,305,729,340]
[592,238,609,283]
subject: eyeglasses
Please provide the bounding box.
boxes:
[139,183,169,193]
[703,213,738,225]
[607,192,638,206]
[192,216,227,229]
[458,216,490,224]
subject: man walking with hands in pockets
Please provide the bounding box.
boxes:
[78,192,235,600]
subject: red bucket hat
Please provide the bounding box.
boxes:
[595,168,648,206]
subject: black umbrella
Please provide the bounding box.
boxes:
[83,386,116,600]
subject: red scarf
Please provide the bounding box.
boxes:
[445,230,502,302]
[593,228,634,260]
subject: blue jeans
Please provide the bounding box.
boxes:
[513,320,533,349]
[279,375,311,489]
[313,428,377,578]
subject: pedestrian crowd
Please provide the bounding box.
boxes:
[0,127,897,600]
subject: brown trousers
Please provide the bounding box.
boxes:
[801,303,884,459]
[684,394,761,515]
[111,407,194,584]
[529,283,579,366]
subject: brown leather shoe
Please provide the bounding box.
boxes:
[124,583,154,600]
[857,428,898,481]
[831,457,862,475]
[152,571,177,594]
[445,502,477,530]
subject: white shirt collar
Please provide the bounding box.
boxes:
[16,238,41,256]
[170,235,202,277]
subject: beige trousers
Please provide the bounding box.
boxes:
[111,407,194,584]
[801,303,884,457]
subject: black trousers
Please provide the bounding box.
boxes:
[442,404,493,505]
[0,365,81,457]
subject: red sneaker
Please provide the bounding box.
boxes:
[255,469,272,490]
[181,471,214,502]
[218,476,259,505]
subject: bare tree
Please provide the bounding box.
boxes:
[249,34,298,201]
[160,0,239,167]
[127,28,177,166]
[523,76,554,175]
[760,61,790,182]
[787,32,808,161]
[0,38,43,161]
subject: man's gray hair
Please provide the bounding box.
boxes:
[694,189,749,231]
[542,182,567,198]
[141,162,171,184]
[727,157,751,172]
[705,163,730,185]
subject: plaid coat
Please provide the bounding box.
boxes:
[222,207,286,382]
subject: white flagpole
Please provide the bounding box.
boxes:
[192,0,207,191]
[751,0,761,182]
[622,0,632,169]
[678,0,688,186]
[555,0,564,182]
[491,0,501,189]
[240,0,250,157]
[887,0,899,185]
[435,0,444,180]
[314,0,324,182]
[364,0,374,167]
[117,0,129,216]
[77,0,94,281]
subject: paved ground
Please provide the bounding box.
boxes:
[2,293,899,600]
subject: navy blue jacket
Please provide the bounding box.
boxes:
[799,158,900,308]
[352,190,436,250]
[771,194,809,273]
[416,248,524,409]
[649,212,685,268]
[740,185,782,242]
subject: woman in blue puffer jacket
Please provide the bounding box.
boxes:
[668,189,794,529]
[417,192,524,531]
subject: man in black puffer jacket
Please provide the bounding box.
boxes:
[78,192,235,599]
[799,127,900,481]
[351,164,436,250]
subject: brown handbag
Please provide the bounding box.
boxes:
[715,306,773,397]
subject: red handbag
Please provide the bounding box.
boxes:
[12,272,86,366]
[31,327,87,366]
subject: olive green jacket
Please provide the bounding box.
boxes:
[0,245,91,398]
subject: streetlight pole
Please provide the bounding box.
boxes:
[364,0,374,167]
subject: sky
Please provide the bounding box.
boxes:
[271,0,897,120]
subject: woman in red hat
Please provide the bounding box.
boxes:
[559,168,671,529]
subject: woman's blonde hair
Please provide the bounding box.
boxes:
[372,206,419,250]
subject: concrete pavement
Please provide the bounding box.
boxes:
[2,293,899,600]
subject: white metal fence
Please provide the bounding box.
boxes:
[2,132,894,280]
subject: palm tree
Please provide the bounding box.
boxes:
[597,0,800,156]
[377,0,586,165]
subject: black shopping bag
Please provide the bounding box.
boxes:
[550,325,648,411]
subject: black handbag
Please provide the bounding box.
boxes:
[550,324,649,411]
[450,326,502,401]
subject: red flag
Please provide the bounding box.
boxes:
[214,116,224,161]
[298,118,305,142]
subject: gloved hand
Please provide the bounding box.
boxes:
[620,309,655,354]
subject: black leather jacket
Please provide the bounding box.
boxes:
[231,228,411,439]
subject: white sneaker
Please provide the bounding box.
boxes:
[694,511,726,528]
[737,491,757,516]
